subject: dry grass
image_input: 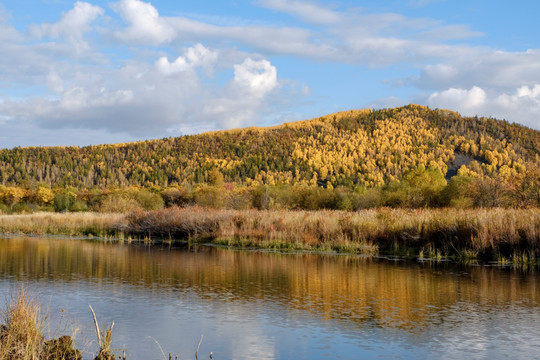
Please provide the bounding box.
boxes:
[0,212,124,238]
[122,206,540,261]
[0,288,45,360]
[0,207,538,261]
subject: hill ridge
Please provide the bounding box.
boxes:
[0,104,538,189]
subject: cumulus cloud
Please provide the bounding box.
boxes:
[233,58,278,97]
[428,86,487,111]
[30,1,104,51]
[112,0,175,44]
[415,50,540,90]
[427,85,540,129]
[0,37,285,140]
[199,58,280,129]
[156,43,218,75]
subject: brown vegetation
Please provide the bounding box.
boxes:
[121,206,540,261]
[1,207,538,263]
[0,288,81,360]
[0,212,123,237]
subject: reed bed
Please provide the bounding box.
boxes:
[0,207,538,262]
[0,212,123,237]
[122,206,540,261]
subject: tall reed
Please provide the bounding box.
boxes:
[0,212,123,237]
[121,206,540,260]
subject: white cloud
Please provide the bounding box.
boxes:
[0,38,285,140]
[413,25,483,41]
[46,70,64,93]
[112,0,175,44]
[256,0,340,24]
[428,86,486,111]
[0,0,539,148]
[196,58,281,129]
[156,43,218,75]
[30,1,104,51]
[427,85,540,129]
[415,50,540,90]
[0,5,21,42]
[107,0,481,66]
[233,58,278,97]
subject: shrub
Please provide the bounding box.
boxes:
[11,202,34,214]
[98,195,141,213]
[162,187,191,207]
[53,191,77,212]
[135,189,164,210]
[70,200,89,212]
[194,185,227,208]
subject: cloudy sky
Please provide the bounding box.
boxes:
[0,0,539,148]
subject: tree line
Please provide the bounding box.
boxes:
[0,104,538,212]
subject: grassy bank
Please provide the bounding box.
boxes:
[1,207,539,263]
[0,212,123,238]
[121,207,540,262]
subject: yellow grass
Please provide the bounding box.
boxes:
[0,212,124,237]
[123,206,540,261]
[0,207,538,262]
[0,288,44,360]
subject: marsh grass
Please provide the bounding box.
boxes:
[0,207,538,262]
[0,212,124,238]
[123,206,540,262]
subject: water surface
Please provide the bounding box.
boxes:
[0,236,539,359]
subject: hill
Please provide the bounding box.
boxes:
[1,104,538,189]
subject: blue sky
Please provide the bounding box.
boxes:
[0,0,539,148]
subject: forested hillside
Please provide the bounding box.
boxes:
[1,104,538,187]
[0,104,538,212]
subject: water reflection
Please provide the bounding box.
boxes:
[0,237,539,359]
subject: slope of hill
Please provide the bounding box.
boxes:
[0,104,538,189]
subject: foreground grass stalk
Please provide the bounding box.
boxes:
[89,305,116,360]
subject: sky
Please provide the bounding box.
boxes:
[0,0,539,148]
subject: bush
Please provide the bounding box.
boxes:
[0,203,9,214]
[11,202,34,214]
[194,185,227,208]
[70,200,88,212]
[162,187,191,207]
[353,187,383,209]
[135,189,164,210]
[441,175,474,208]
[98,195,141,213]
[53,191,76,212]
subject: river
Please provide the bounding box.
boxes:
[0,236,539,359]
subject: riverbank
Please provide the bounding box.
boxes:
[0,212,123,238]
[1,207,539,263]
